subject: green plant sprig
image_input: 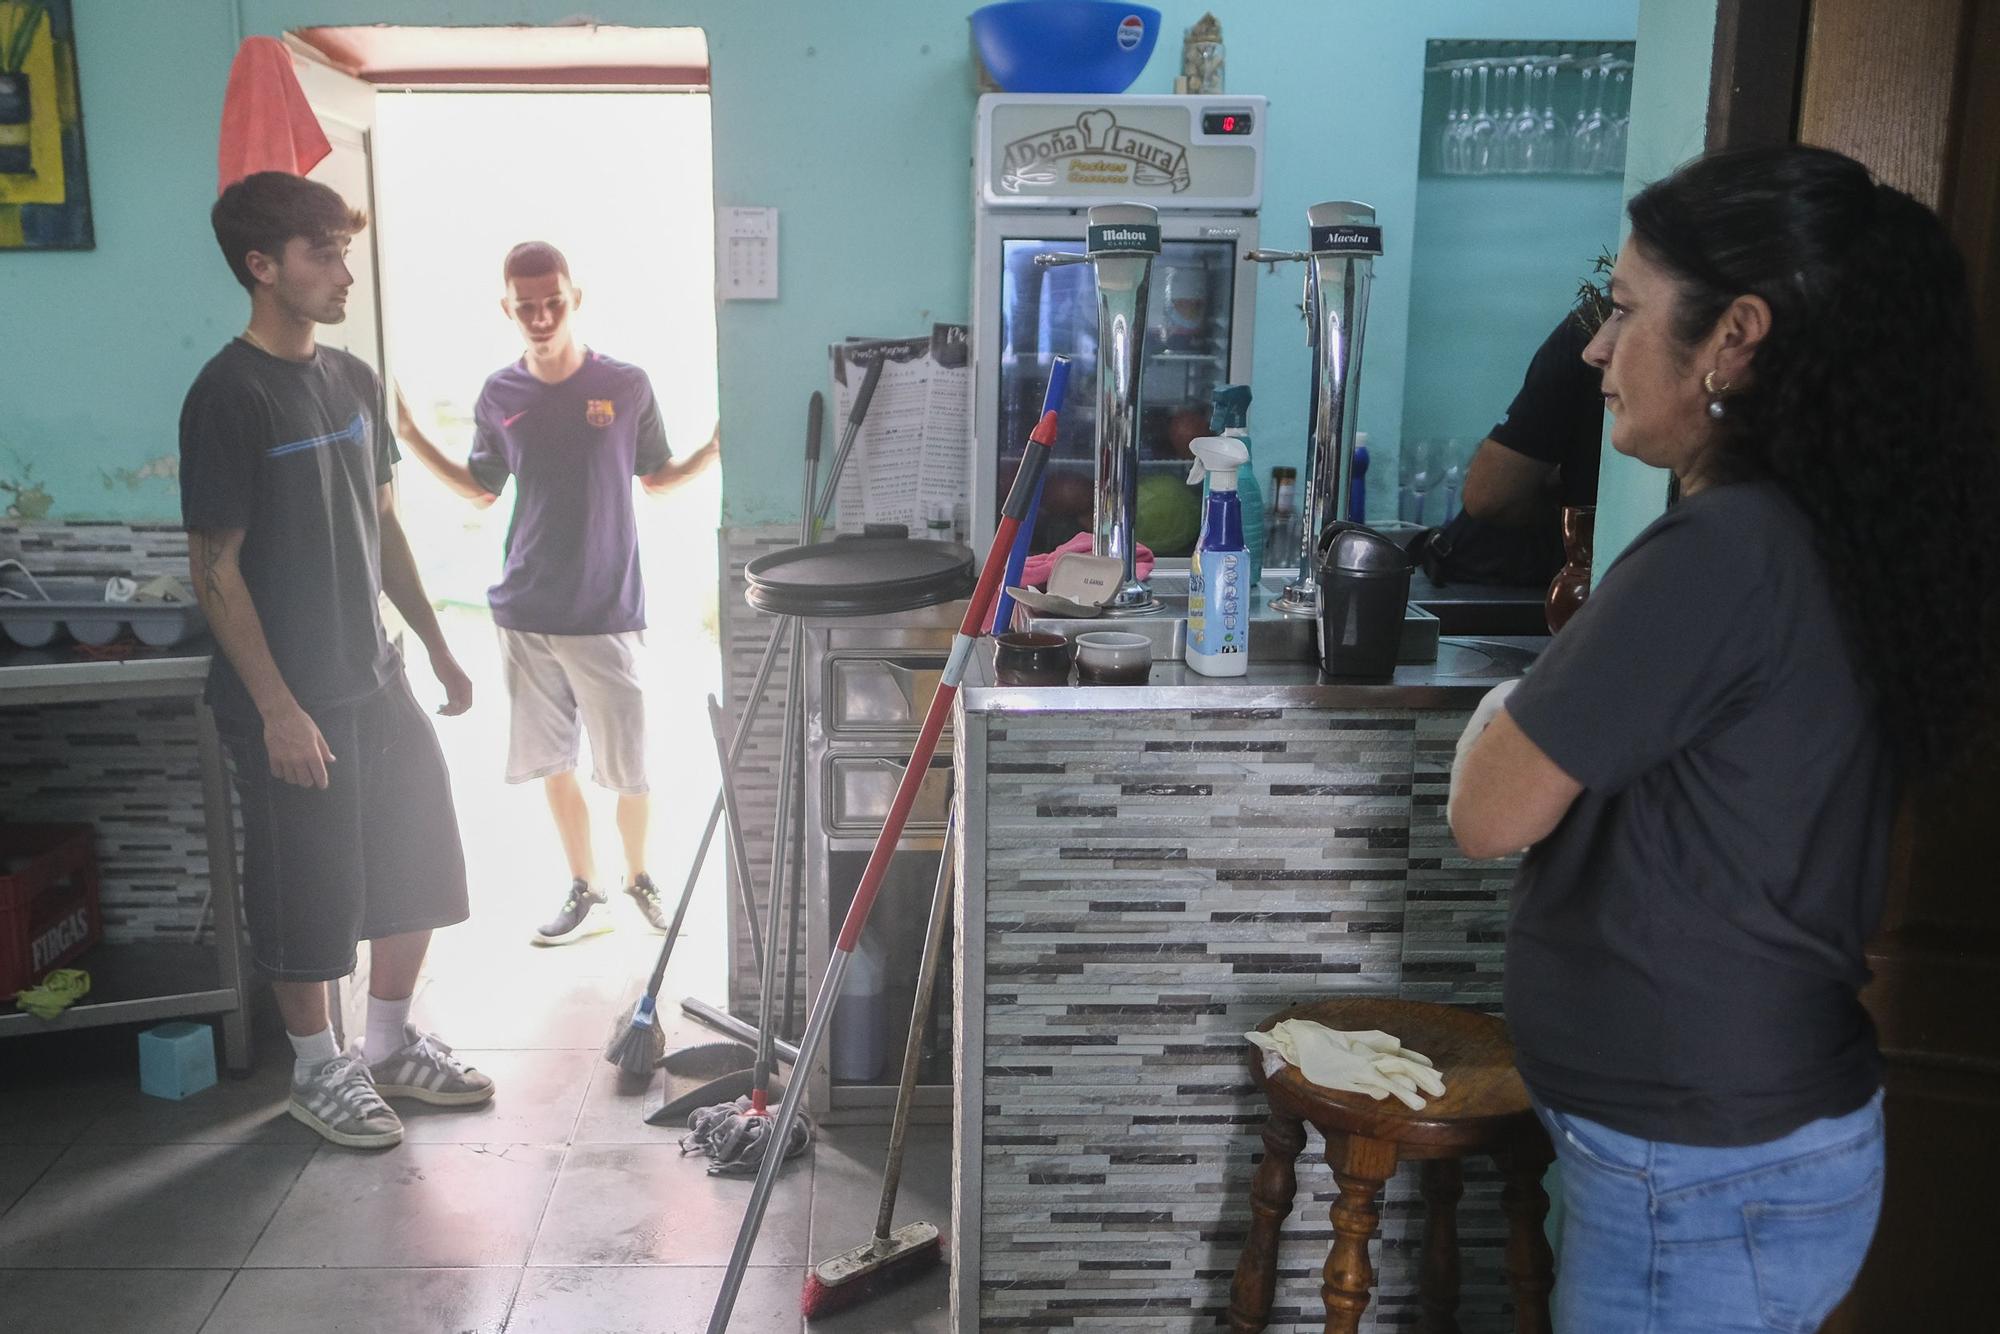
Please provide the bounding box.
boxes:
[1571,247,1617,338]
[2,4,50,78]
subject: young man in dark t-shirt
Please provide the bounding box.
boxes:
[180,172,493,1150]
[395,242,718,945]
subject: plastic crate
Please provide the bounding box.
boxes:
[0,824,103,998]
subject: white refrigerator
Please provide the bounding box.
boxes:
[969,93,1267,560]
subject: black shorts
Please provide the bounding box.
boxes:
[223,674,469,982]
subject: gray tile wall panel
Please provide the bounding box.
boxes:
[0,699,222,943]
[1,524,219,943]
[0,521,192,579]
[966,703,1524,1332]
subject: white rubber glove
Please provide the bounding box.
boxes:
[1446,677,1522,829]
[1247,1021,1449,1111]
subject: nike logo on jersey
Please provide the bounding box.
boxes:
[502,410,530,428]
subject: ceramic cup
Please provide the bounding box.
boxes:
[994,631,1074,686]
[1074,631,1152,686]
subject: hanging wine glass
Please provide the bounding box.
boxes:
[1439,65,1464,174]
[1544,59,1560,175]
[1605,64,1631,173]
[1514,63,1546,173]
[1469,61,1497,175]
[1570,61,1602,176]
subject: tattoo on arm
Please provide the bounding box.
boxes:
[194,534,228,612]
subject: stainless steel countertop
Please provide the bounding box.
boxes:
[960,635,1545,713]
[0,641,211,702]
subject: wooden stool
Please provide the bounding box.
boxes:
[1227,997,1555,1334]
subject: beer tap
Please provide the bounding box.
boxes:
[1246,201,1382,617]
[1036,202,1162,615]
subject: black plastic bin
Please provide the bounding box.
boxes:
[1316,522,1414,680]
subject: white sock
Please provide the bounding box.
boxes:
[289,1027,338,1081]
[363,993,413,1064]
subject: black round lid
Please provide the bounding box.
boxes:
[1316,521,1413,575]
[744,537,975,617]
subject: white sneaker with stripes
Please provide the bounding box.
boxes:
[290,1053,403,1149]
[368,1024,496,1107]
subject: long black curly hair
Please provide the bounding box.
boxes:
[1627,146,1998,775]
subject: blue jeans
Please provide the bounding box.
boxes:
[1535,1090,1884,1334]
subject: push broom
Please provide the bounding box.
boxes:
[705,355,1073,1334]
[799,801,957,1317]
[801,365,1055,1317]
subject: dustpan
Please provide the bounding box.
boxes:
[644,1042,790,1127]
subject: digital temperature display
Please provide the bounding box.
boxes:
[1201,110,1254,136]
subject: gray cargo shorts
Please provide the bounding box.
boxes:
[497,627,649,794]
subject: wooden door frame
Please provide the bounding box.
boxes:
[1705,0,1810,150]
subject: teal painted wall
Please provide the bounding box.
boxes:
[2,0,1643,526]
[1591,0,1721,576]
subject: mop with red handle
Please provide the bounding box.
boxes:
[704,356,1072,1334]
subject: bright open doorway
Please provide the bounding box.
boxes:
[287,29,728,1036]
[377,88,726,1016]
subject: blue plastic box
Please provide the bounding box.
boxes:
[138,1021,218,1100]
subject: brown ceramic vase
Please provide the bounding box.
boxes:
[1544,505,1596,634]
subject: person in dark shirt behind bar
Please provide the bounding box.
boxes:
[180,172,491,1151]
[1448,146,1999,1332]
[1407,308,1605,589]
[394,242,717,947]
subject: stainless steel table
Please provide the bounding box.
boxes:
[0,643,252,1072]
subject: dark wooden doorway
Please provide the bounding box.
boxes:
[1707,3,2000,1329]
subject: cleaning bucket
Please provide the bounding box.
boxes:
[830,933,888,1083]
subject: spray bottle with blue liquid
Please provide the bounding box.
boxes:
[1185,434,1252,677]
[1208,385,1264,590]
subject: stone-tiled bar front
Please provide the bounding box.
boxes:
[950,653,1533,1333]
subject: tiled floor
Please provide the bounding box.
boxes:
[2,576,950,1332]
[0,932,951,1333]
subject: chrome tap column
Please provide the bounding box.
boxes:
[1250,201,1382,617]
[1036,202,1162,615]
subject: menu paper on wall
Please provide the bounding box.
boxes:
[826,325,970,534]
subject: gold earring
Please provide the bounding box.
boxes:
[1704,369,1732,419]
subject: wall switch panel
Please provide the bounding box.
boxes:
[719,206,779,300]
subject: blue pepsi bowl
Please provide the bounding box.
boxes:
[971,1,1162,95]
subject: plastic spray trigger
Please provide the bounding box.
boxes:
[1186,435,1249,488]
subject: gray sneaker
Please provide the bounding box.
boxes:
[624,874,672,932]
[532,878,612,946]
[291,1053,403,1149]
[368,1024,496,1107]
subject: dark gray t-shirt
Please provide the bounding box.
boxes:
[179,339,401,725]
[1504,480,1891,1146]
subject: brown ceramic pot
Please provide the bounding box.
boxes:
[1545,505,1596,634]
[994,631,1074,686]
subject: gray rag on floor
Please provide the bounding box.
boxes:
[680,1095,813,1176]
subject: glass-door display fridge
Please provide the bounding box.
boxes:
[971,94,1266,560]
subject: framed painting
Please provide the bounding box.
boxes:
[0,0,91,249]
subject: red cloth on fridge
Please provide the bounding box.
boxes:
[1019,531,1155,589]
[216,36,331,194]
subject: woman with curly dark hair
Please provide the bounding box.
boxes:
[1448,144,1998,1333]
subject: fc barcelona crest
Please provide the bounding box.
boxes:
[586,399,616,428]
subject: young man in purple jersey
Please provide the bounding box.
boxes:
[396,242,716,944]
